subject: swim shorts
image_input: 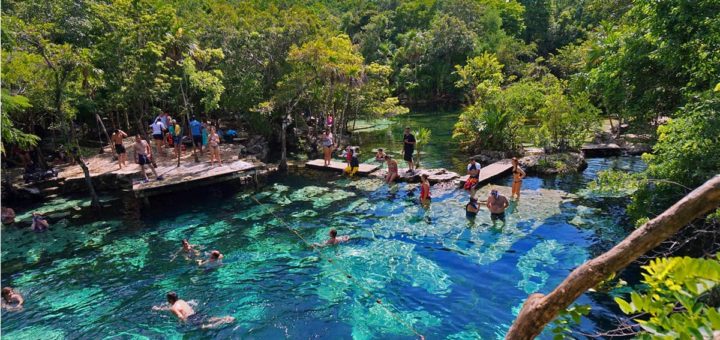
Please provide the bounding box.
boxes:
[115,144,126,154]
[403,150,413,162]
[192,135,202,145]
[153,134,163,140]
[187,313,208,326]
[490,212,505,222]
[173,136,182,146]
[138,154,150,165]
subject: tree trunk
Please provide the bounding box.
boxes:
[507,175,720,340]
[279,115,288,173]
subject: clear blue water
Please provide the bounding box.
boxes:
[1,111,647,339]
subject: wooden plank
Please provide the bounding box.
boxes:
[133,159,256,197]
[458,159,513,186]
[581,143,624,157]
[305,159,379,175]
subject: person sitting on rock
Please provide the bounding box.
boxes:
[384,155,399,184]
[345,148,360,177]
[464,158,481,190]
[375,148,386,161]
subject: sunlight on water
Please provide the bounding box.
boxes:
[1,156,646,338]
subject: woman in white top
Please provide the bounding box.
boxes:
[321,130,334,166]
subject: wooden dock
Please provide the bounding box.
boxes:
[305,159,379,175]
[458,159,513,187]
[132,159,258,197]
[581,143,624,157]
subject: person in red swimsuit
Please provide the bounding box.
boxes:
[420,174,431,202]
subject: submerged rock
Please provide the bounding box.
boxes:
[519,152,587,175]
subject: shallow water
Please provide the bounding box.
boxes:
[1,155,645,339]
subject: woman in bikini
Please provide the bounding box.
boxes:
[511,157,526,199]
[384,155,399,184]
[321,130,334,166]
[208,127,222,167]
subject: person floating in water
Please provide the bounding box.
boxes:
[153,291,234,329]
[2,287,24,311]
[133,135,163,183]
[464,158,481,191]
[111,129,128,169]
[466,197,480,219]
[314,229,350,247]
[2,207,16,225]
[375,148,386,161]
[384,155,399,184]
[487,189,509,227]
[402,127,416,174]
[510,157,526,200]
[172,239,200,261]
[197,250,223,267]
[31,212,49,232]
[344,148,360,177]
[419,174,431,202]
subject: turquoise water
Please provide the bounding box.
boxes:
[2,111,648,338]
[1,158,645,339]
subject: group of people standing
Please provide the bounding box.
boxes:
[464,157,526,227]
[110,115,225,183]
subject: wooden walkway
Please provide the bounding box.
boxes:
[581,143,624,157]
[458,159,513,187]
[305,159,379,175]
[132,159,257,197]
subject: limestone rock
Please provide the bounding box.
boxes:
[520,152,587,175]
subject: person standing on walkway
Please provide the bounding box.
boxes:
[510,157,526,200]
[403,127,416,174]
[189,117,203,155]
[150,118,166,158]
[208,127,222,167]
[487,189,509,227]
[171,120,183,158]
[321,130,334,166]
[133,135,162,182]
[111,129,128,169]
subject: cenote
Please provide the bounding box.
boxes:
[1,111,647,339]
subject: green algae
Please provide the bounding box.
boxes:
[2,326,65,340]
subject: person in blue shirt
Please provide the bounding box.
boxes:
[189,117,203,154]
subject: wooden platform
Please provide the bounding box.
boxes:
[132,159,257,197]
[581,143,624,157]
[305,159,379,175]
[458,159,513,187]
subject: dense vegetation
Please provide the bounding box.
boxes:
[2,0,719,337]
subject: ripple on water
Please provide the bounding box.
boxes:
[2,326,65,340]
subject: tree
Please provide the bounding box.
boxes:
[0,90,40,153]
[508,175,720,339]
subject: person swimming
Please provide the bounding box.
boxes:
[465,197,479,219]
[375,148,386,161]
[314,229,350,247]
[153,291,234,329]
[197,250,223,267]
[2,287,24,311]
[31,212,49,232]
[171,239,200,261]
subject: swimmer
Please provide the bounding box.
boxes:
[31,212,49,232]
[153,291,234,329]
[171,239,200,261]
[2,287,24,311]
[314,229,349,247]
[375,148,386,161]
[197,250,223,267]
[2,207,16,225]
[419,174,431,202]
[487,189,509,227]
[465,197,479,219]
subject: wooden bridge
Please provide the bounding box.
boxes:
[305,159,380,175]
[457,159,514,187]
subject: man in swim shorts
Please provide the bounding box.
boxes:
[486,189,509,227]
[154,291,234,329]
[402,127,416,174]
[133,135,162,182]
[465,197,479,219]
[111,129,128,169]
